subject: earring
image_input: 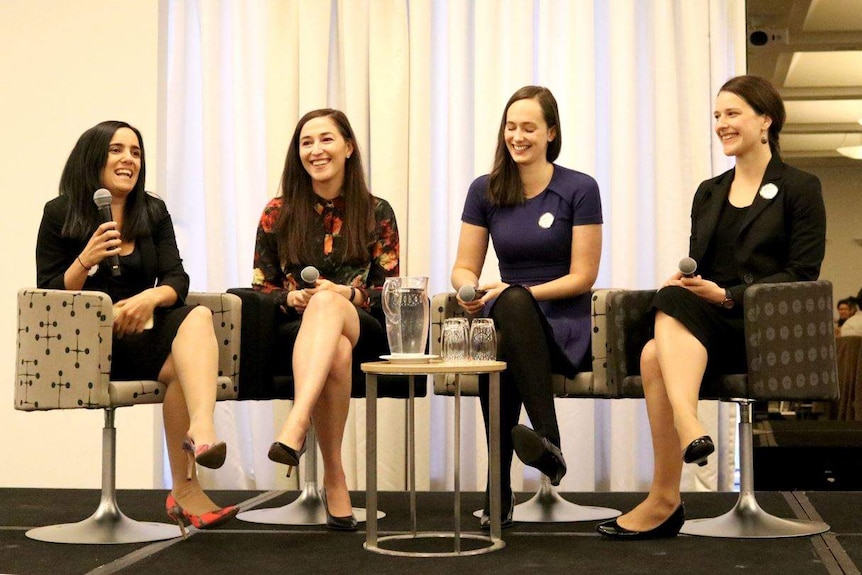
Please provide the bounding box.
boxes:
[760,131,768,145]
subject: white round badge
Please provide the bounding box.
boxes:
[538,212,554,229]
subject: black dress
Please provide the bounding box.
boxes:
[36,193,194,381]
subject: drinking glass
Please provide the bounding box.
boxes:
[469,318,497,361]
[441,318,470,362]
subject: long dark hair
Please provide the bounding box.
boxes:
[488,86,562,207]
[275,108,375,265]
[719,75,785,156]
[59,120,155,240]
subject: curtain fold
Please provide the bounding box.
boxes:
[160,0,742,494]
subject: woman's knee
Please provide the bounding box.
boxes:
[178,306,216,340]
[491,285,535,324]
[305,290,344,315]
[640,339,661,380]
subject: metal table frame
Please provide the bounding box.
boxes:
[362,360,507,557]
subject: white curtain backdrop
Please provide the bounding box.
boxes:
[158,0,744,495]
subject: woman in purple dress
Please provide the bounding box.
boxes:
[452,86,603,528]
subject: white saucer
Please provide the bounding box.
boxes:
[380,354,439,364]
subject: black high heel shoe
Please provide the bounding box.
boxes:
[596,504,685,540]
[321,489,358,531]
[479,489,515,530]
[682,435,714,467]
[511,424,567,486]
[267,439,307,478]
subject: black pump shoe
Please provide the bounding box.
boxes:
[480,490,515,530]
[596,504,685,540]
[321,490,358,531]
[267,440,307,478]
[682,435,714,467]
[511,424,567,486]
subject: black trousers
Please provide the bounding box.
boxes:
[479,285,579,493]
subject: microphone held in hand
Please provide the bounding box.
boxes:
[93,188,121,277]
[457,285,486,302]
[300,265,319,288]
[678,257,698,278]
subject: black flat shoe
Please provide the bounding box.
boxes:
[321,489,358,532]
[682,435,714,466]
[480,489,515,530]
[267,439,307,478]
[511,424,567,486]
[596,504,685,540]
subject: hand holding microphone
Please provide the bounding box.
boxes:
[300,265,319,288]
[457,284,486,302]
[678,257,697,278]
[93,188,122,277]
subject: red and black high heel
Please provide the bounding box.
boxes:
[165,493,239,539]
[182,436,227,480]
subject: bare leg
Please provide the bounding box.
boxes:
[312,335,354,518]
[653,311,709,449]
[159,306,221,515]
[162,377,219,515]
[614,339,683,531]
[275,291,360,458]
[161,306,219,446]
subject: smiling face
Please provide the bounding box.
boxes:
[298,115,354,193]
[714,91,772,158]
[100,127,141,196]
[504,97,556,166]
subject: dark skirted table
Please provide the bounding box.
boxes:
[361,359,507,557]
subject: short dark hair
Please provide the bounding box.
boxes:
[719,75,785,156]
[488,86,561,207]
[59,120,153,240]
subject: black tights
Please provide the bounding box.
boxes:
[479,285,575,495]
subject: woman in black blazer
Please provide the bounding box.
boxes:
[36,121,237,535]
[597,76,826,539]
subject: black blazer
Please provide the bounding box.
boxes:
[689,155,826,306]
[36,193,190,303]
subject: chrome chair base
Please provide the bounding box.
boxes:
[680,494,829,538]
[27,508,178,544]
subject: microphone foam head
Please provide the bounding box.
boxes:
[300,266,319,284]
[93,188,112,207]
[458,285,477,302]
[679,257,698,276]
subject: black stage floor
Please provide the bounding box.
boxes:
[1,489,860,574]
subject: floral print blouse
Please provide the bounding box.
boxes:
[252,194,400,311]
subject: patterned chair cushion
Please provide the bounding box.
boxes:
[15,289,241,411]
[430,290,621,398]
[604,281,839,402]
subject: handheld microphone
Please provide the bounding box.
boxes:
[93,188,121,277]
[300,265,319,287]
[457,285,486,302]
[678,257,698,278]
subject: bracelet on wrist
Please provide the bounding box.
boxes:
[77,256,92,271]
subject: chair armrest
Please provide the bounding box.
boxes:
[15,288,113,411]
[605,289,657,398]
[743,280,839,401]
[226,288,280,400]
[188,292,241,399]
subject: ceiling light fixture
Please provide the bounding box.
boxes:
[836,145,862,160]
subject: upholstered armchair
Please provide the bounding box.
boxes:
[605,280,839,538]
[430,290,623,523]
[15,288,240,544]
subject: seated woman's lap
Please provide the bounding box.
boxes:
[111,304,196,381]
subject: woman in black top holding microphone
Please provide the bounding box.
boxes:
[252,109,399,530]
[36,120,237,536]
[597,76,826,539]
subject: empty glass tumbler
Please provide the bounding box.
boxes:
[441,318,470,362]
[469,318,497,361]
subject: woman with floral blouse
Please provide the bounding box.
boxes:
[252,109,399,530]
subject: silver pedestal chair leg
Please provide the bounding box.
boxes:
[27,408,180,544]
[471,475,621,523]
[238,426,384,525]
[680,401,829,538]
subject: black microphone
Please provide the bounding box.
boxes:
[457,285,486,302]
[679,257,697,278]
[300,265,319,288]
[93,188,121,277]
